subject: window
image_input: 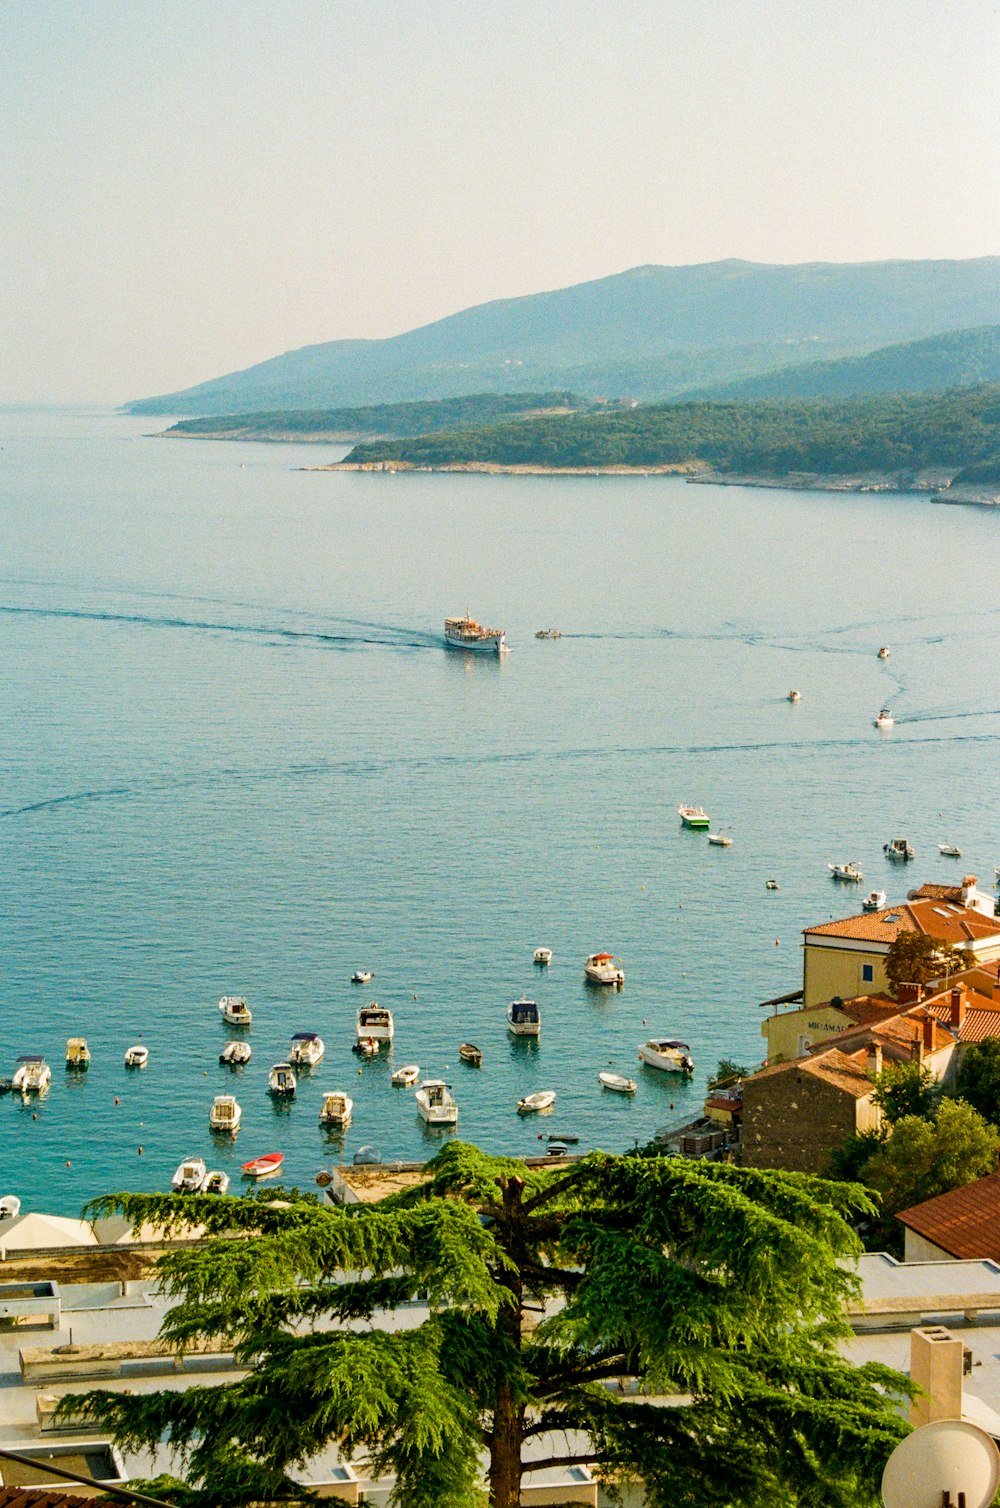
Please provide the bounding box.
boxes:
[862,964,874,983]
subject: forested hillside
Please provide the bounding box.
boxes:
[163,392,588,441]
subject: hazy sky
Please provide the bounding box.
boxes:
[3,0,999,403]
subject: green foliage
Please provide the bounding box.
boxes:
[64,1143,910,1508]
[871,1062,940,1124]
[884,930,970,996]
[829,1128,888,1183]
[862,1099,999,1231]
[956,1038,1000,1121]
[708,1058,752,1088]
[342,383,1000,477]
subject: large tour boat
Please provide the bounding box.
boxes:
[444,616,508,654]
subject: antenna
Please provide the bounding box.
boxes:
[881,1420,1000,1508]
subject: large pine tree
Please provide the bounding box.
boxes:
[67,1145,909,1507]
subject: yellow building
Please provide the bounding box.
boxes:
[762,994,898,1063]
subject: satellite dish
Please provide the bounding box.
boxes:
[882,1420,1000,1508]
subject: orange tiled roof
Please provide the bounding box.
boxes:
[832,1010,957,1060]
[897,1172,1000,1259]
[0,1493,94,1508]
[805,898,1000,946]
[745,1046,875,1099]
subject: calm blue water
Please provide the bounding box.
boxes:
[3,407,1000,1215]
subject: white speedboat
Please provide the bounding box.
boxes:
[707,832,733,847]
[517,1090,556,1114]
[288,1032,325,1068]
[884,837,915,862]
[203,1171,230,1195]
[678,804,710,829]
[787,689,801,702]
[444,615,507,654]
[124,1044,148,1068]
[0,1196,22,1221]
[351,970,374,984]
[319,1091,353,1128]
[535,629,561,639]
[218,995,252,1026]
[765,879,780,890]
[878,645,891,659]
[598,1071,636,1094]
[209,1094,241,1133]
[356,1004,394,1046]
[12,1057,51,1094]
[829,861,864,882]
[220,1040,252,1066]
[268,1062,297,1098]
[392,1063,420,1086]
[507,998,540,1036]
[533,947,553,965]
[65,1038,90,1070]
[171,1157,207,1193]
[874,709,894,730]
[638,1039,694,1074]
[416,1080,458,1125]
[861,889,887,913]
[939,843,962,858]
[584,953,624,987]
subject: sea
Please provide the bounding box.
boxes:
[2,405,1000,1216]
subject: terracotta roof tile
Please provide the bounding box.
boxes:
[0,1492,94,1507]
[805,898,1000,946]
[745,1047,874,1099]
[897,1172,1000,1259]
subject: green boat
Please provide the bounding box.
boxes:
[678,805,710,829]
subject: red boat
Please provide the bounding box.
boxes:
[241,1152,284,1179]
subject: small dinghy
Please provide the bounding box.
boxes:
[171,1157,207,1193]
[598,1071,637,1094]
[392,1063,420,1086]
[288,1032,325,1068]
[533,947,553,965]
[220,1040,252,1066]
[459,1043,483,1066]
[203,1171,230,1195]
[765,879,780,890]
[218,995,252,1026]
[535,629,562,639]
[209,1094,241,1133]
[547,1132,579,1144]
[707,831,733,847]
[877,645,891,659]
[416,1080,458,1126]
[319,1091,353,1128]
[241,1152,284,1179]
[351,970,374,984]
[0,1195,22,1221]
[268,1063,297,1098]
[787,690,801,702]
[862,889,887,913]
[353,1036,378,1057]
[517,1090,556,1114]
[874,708,894,730]
[939,843,962,858]
[124,1044,148,1068]
[829,861,864,882]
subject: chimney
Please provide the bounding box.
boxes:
[962,874,977,906]
[910,1326,965,1426]
[950,986,966,1029]
[898,982,925,1005]
[867,1042,883,1078]
[923,1014,936,1053]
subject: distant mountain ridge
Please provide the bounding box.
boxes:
[126,257,1000,416]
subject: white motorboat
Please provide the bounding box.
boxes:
[517,1090,556,1114]
[678,804,710,829]
[878,645,891,659]
[288,1032,325,1068]
[12,1057,51,1094]
[444,615,508,654]
[319,1091,353,1128]
[0,1196,22,1221]
[209,1094,241,1133]
[124,1044,149,1068]
[533,947,553,965]
[416,1080,458,1125]
[862,889,888,913]
[535,629,561,640]
[638,1039,695,1074]
[829,862,864,882]
[351,970,374,984]
[356,1004,394,1046]
[203,1171,230,1195]
[584,953,625,987]
[392,1064,420,1086]
[218,995,252,1026]
[507,998,541,1036]
[598,1071,637,1094]
[268,1062,297,1098]
[787,689,801,702]
[884,837,915,862]
[220,1040,252,1066]
[939,843,962,858]
[707,831,733,847]
[65,1038,90,1070]
[765,879,780,890]
[171,1157,207,1193]
[874,709,894,730]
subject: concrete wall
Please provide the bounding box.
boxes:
[903,1228,956,1263]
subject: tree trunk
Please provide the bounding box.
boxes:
[488,1176,526,1508]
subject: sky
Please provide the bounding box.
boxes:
[2,0,999,403]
